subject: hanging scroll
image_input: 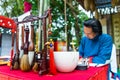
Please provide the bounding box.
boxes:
[112,13,120,49]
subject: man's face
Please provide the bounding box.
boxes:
[84,26,97,39]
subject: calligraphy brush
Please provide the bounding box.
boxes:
[19,25,24,62]
[28,24,35,67]
[32,30,42,72]
[20,26,30,71]
[10,32,15,69]
[13,28,19,69]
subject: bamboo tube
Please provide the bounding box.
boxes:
[32,29,41,73]
[90,0,95,12]
[84,0,90,11]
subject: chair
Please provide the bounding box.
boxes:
[110,44,117,73]
[110,44,119,80]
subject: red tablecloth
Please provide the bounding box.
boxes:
[0,65,108,80]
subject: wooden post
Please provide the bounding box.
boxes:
[0,33,2,56]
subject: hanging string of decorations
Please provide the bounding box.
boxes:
[95,0,120,15]
[48,9,52,36]
[82,0,120,18]
[95,0,119,15]
[97,7,118,15]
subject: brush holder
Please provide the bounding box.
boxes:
[54,51,79,72]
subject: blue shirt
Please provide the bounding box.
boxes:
[79,34,113,64]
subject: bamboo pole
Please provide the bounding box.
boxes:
[38,0,44,51]
[38,0,50,50]
[64,0,67,51]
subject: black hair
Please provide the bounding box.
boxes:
[83,18,102,35]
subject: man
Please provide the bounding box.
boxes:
[79,18,113,64]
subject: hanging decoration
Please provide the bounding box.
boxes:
[48,39,57,75]
[24,1,32,13]
[48,9,52,36]
[0,15,17,33]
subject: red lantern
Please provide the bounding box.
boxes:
[0,15,17,33]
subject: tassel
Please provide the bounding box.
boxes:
[49,48,57,75]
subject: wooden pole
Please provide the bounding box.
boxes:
[0,33,2,56]
[64,0,67,51]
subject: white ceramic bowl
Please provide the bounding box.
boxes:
[54,51,79,72]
